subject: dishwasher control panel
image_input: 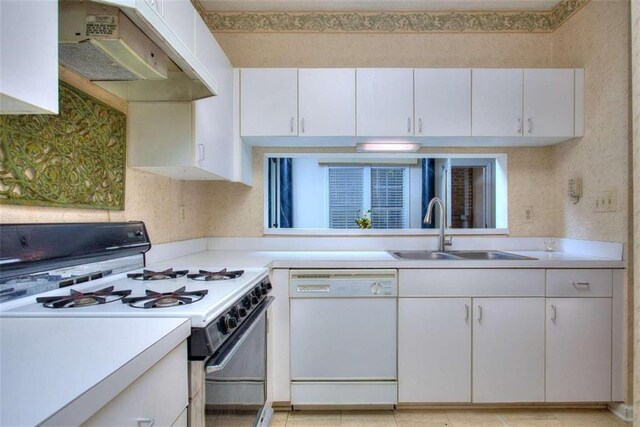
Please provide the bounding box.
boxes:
[290,270,397,297]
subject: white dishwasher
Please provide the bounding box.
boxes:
[289,269,397,406]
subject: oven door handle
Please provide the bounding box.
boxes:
[206,296,274,373]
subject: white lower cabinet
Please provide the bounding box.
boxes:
[472,298,545,402]
[398,298,471,402]
[84,342,188,426]
[546,298,612,402]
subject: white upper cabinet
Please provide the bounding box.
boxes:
[298,69,356,137]
[0,0,58,114]
[523,69,575,137]
[241,68,298,137]
[237,67,583,144]
[162,0,196,54]
[472,298,545,402]
[546,298,612,402]
[472,69,524,137]
[414,69,471,136]
[356,68,414,137]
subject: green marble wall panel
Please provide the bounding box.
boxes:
[0,83,126,210]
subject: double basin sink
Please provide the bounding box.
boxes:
[389,250,537,261]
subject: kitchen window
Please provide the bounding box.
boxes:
[328,166,409,229]
[264,153,508,234]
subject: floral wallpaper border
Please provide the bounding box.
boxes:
[194,0,589,33]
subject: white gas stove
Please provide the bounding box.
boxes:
[0,222,274,427]
[0,265,269,328]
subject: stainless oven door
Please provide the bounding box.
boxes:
[204,297,273,427]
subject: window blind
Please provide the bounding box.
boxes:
[328,167,364,229]
[371,167,407,229]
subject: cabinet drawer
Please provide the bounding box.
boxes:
[399,269,544,297]
[546,269,612,297]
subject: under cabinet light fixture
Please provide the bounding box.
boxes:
[355,142,421,152]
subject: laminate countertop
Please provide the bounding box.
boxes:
[0,317,190,426]
[149,249,625,270]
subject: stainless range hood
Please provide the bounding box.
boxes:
[59,1,212,101]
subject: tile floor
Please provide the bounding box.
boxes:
[269,409,631,427]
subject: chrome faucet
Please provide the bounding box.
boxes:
[423,197,453,251]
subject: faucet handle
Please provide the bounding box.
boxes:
[444,236,453,247]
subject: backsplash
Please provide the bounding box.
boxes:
[0,83,126,210]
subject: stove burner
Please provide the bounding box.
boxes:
[127,268,189,281]
[187,269,244,281]
[122,286,208,309]
[36,286,132,309]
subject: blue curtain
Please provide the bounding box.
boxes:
[421,158,435,229]
[279,158,293,228]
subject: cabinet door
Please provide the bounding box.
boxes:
[193,24,234,180]
[471,69,523,137]
[298,68,356,137]
[0,0,58,114]
[163,0,195,53]
[523,69,575,137]
[414,69,471,136]
[356,68,414,137]
[473,298,545,402]
[398,298,471,403]
[546,298,612,402]
[241,68,298,137]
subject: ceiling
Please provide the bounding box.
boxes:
[200,0,563,12]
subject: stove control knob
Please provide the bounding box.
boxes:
[217,317,229,335]
[259,286,267,296]
[225,314,238,330]
[242,297,251,309]
[236,305,247,318]
[263,281,272,290]
[370,282,382,295]
[251,296,259,306]
[254,288,262,298]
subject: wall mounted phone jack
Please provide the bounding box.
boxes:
[568,177,582,204]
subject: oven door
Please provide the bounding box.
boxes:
[204,297,273,427]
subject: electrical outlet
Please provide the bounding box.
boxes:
[179,205,186,221]
[524,206,534,223]
[594,192,617,213]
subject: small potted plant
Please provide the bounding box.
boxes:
[355,209,372,229]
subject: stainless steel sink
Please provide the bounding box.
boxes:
[389,250,537,261]
[449,250,537,260]
[389,251,463,260]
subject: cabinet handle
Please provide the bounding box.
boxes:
[407,117,411,133]
[418,118,423,134]
[301,117,305,133]
[527,117,533,134]
[465,304,469,321]
[477,305,482,322]
[551,304,557,323]
[572,281,591,288]
[517,117,523,134]
[198,144,205,161]
[290,117,295,133]
[137,418,155,427]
